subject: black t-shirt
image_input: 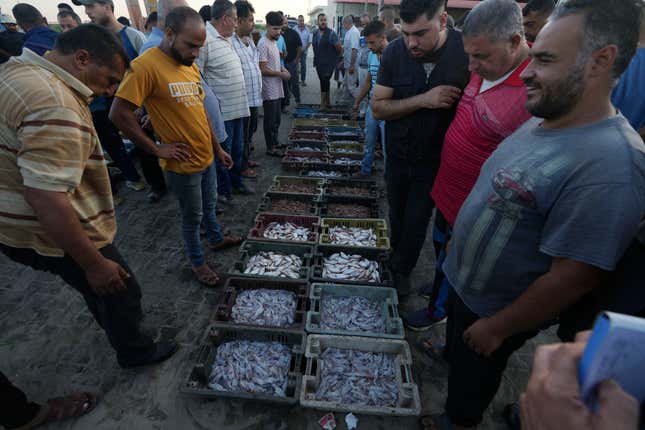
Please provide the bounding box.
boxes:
[377,30,470,164]
[283,27,302,63]
[0,31,25,64]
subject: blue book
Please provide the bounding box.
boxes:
[579,312,645,409]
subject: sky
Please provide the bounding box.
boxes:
[0,0,323,24]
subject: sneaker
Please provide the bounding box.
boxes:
[126,180,146,191]
[118,340,178,369]
[232,184,255,195]
[403,308,447,332]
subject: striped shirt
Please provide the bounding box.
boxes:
[0,49,115,256]
[197,23,250,121]
[231,33,263,108]
[257,36,284,101]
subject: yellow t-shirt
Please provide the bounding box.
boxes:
[116,47,214,174]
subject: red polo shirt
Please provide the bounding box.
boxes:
[431,58,532,227]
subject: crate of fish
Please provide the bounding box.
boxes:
[328,141,365,155]
[281,153,329,171]
[257,193,320,216]
[323,178,380,200]
[288,140,328,153]
[299,166,350,179]
[288,130,325,141]
[249,213,320,245]
[311,246,392,287]
[325,128,364,142]
[229,240,313,280]
[319,195,380,219]
[268,176,325,197]
[300,335,421,416]
[306,283,403,339]
[294,118,362,128]
[181,324,306,404]
[214,276,309,331]
[319,218,390,250]
[328,152,363,168]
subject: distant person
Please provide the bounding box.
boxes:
[12,3,58,56]
[199,5,211,23]
[117,16,130,26]
[57,10,82,32]
[341,15,361,102]
[258,11,291,156]
[522,0,556,42]
[360,13,372,30]
[295,15,311,85]
[144,11,157,35]
[312,13,341,107]
[282,14,303,106]
[379,6,400,41]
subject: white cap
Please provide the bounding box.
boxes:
[1,14,17,25]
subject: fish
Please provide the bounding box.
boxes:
[328,226,377,247]
[327,203,371,218]
[231,288,298,327]
[269,198,311,215]
[327,185,372,197]
[322,252,380,282]
[306,170,344,177]
[244,251,303,278]
[319,296,386,333]
[263,222,311,242]
[209,340,292,396]
[272,182,318,194]
[313,348,399,407]
[333,158,362,166]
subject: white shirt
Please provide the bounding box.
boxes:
[196,22,250,121]
[479,65,519,93]
[343,25,360,70]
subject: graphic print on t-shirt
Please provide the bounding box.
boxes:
[168,81,203,107]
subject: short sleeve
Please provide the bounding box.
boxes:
[377,44,394,88]
[258,40,269,62]
[115,58,155,108]
[351,31,360,49]
[540,184,642,270]
[16,107,90,192]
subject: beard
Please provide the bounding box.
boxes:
[170,41,194,66]
[524,61,586,120]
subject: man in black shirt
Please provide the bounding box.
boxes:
[372,0,469,298]
[282,15,303,106]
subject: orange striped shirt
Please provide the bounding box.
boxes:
[0,49,116,256]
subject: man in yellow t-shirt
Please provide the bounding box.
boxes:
[110,6,240,286]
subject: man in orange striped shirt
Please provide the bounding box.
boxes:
[0,25,176,429]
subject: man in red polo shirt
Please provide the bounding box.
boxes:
[405,0,533,331]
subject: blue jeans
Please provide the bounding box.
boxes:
[166,163,224,267]
[361,105,385,174]
[222,118,245,190]
[300,53,307,82]
[427,210,452,319]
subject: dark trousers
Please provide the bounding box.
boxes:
[385,159,438,276]
[242,107,259,171]
[263,99,282,151]
[136,129,167,192]
[285,61,300,104]
[92,109,141,191]
[444,289,538,427]
[427,210,452,319]
[0,244,154,364]
[0,372,40,429]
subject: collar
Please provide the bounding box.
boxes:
[151,26,164,37]
[473,55,530,89]
[17,48,93,103]
[208,21,229,41]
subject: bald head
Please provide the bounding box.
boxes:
[157,0,188,28]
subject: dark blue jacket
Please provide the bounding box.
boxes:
[23,26,58,56]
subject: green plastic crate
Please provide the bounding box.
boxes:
[257,192,320,216]
[268,176,324,197]
[228,240,314,280]
[319,218,390,250]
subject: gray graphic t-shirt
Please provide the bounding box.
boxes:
[443,115,645,317]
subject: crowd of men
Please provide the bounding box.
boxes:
[0,0,644,429]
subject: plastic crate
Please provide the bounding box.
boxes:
[323,178,380,200]
[311,245,392,287]
[294,118,362,128]
[214,276,310,331]
[229,240,314,280]
[300,335,421,416]
[249,213,320,245]
[281,154,329,171]
[328,142,365,155]
[306,283,403,339]
[319,218,390,250]
[299,167,350,179]
[258,193,320,216]
[288,140,328,152]
[290,125,326,132]
[289,130,325,140]
[319,195,380,219]
[268,176,325,197]
[181,324,306,404]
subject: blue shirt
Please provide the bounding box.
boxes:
[295,25,311,49]
[612,47,645,131]
[312,28,340,72]
[23,26,57,56]
[277,35,286,67]
[367,51,380,98]
[444,115,645,317]
[139,27,227,143]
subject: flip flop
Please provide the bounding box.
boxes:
[208,234,243,252]
[192,266,220,286]
[15,392,97,430]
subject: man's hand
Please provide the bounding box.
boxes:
[419,85,462,109]
[463,317,507,356]
[281,70,291,81]
[520,332,639,430]
[155,142,192,161]
[84,257,130,295]
[349,65,355,75]
[217,148,234,169]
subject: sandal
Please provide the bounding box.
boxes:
[241,169,257,179]
[192,265,220,286]
[208,234,243,252]
[420,413,455,430]
[15,392,97,430]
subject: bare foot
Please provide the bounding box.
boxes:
[192,264,220,286]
